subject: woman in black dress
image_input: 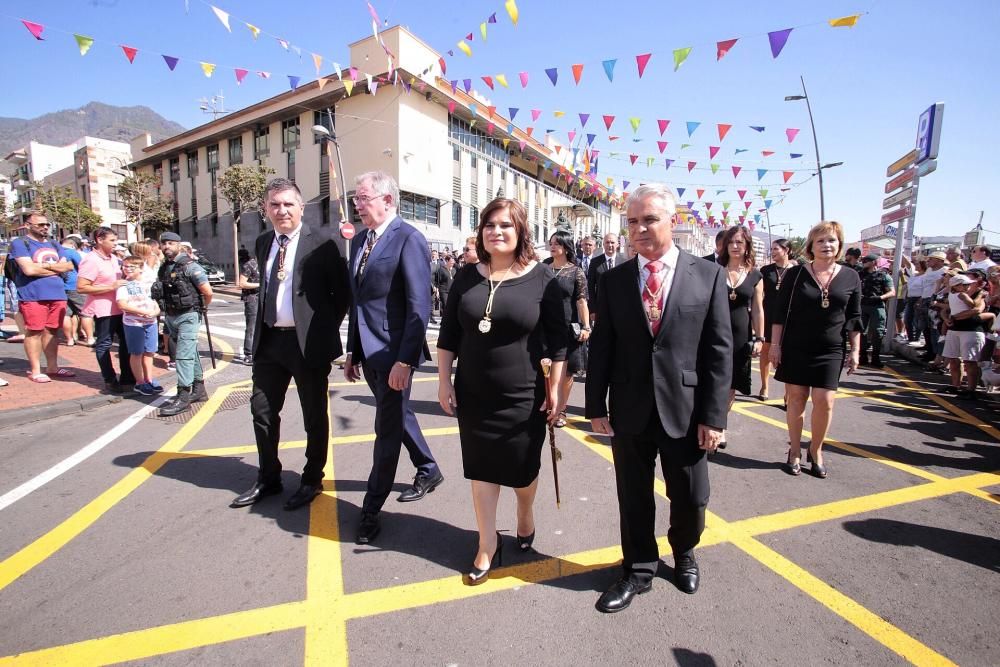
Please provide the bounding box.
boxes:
[546,230,590,427]
[437,198,567,585]
[770,221,862,478]
[759,239,796,402]
[718,225,764,449]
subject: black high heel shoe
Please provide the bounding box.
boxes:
[465,531,503,586]
[516,531,535,551]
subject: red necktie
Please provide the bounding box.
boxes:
[643,260,664,336]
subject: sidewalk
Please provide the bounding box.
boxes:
[0,317,175,428]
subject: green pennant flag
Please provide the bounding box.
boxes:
[710,163,719,174]
[673,47,692,71]
[74,34,94,56]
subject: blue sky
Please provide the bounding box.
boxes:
[2,0,997,243]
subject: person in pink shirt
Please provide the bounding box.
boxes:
[77,227,136,393]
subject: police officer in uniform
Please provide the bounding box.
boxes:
[155,232,213,416]
[859,253,895,368]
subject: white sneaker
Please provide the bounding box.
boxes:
[0,377,8,387]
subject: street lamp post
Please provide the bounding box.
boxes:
[786,75,831,221]
[312,110,352,255]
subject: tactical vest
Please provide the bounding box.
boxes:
[156,255,200,313]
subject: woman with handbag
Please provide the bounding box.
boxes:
[718,225,764,450]
[769,221,862,478]
[759,239,795,404]
[437,198,568,585]
[546,230,590,427]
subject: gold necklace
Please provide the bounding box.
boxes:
[727,266,746,301]
[479,262,516,333]
[809,263,838,308]
[774,263,789,291]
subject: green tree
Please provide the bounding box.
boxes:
[217,164,274,280]
[33,182,102,236]
[787,235,807,260]
[119,172,174,239]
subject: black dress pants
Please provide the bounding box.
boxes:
[610,411,709,582]
[250,327,332,486]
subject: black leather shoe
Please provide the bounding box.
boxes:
[356,511,381,545]
[674,556,700,594]
[230,482,283,508]
[397,470,444,502]
[516,531,535,551]
[465,531,503,586]
[595,577,652,613]
[283,484,322,510]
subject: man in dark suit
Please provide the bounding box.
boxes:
[232,178,351,511]
[702,230,725,263]
[345,171,443,545]
[586,183,732,613]
[433,255,455,310]
[587,232,628,317]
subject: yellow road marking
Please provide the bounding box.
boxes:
[183,427,461,457]
[884,366,1000,442]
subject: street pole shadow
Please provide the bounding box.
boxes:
[842,518,1000,573]
[672,648,718,666]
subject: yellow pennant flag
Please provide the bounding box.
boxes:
[457,40,472,57]
[343,79,355,96]
[505,0,519,26]
[200,62,216,77]
[496,74,509,88]
[553,110,565,118]
[828,14,861,28]
[503,138,510,149]
[607,177,614,188]
[74,34,94,56]
[317,77,329,91]
[312,53,323,76]
[647,157,655,167]
[481,22,488,42]
[246,23,260,39]
[629,117,641,132]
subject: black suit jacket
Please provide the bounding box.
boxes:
[432,263,454,295]
[587,253,628,311]
[702,252,720,264]
[585,249,733,438]
[253,224,351,364]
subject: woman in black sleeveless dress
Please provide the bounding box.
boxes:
[759,239,796,402]
[437,199,568,585]
[771,221,862,478]
[546,230,590,427]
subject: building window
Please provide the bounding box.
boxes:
[282,117,300,151]
[313,110,334,144]
[228,137,243,165]
[470,155,478,170]
[453,145,460,161]
[254,126,270,160]
[187,151,199,178]
[169,157,180,182]
[397,191,441,226]
[452,202,462,229]
[108,185,123,210]
[206,144,219,172]
[287,149,296,182]
[469,205,479,231]
[153,164,163,188]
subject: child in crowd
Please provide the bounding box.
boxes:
[941,274,986,398]
[116,256,163,396]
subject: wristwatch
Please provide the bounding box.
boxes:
[395,361,412,369]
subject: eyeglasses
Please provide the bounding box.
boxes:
[351,194,381,206]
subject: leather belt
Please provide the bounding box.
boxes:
[267,325,297,332]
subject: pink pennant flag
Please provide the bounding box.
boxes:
[717,124,732,141]
[487,123,495,136]
[519,71,529,87]
[656,141,668,154]
[716,38,738,61]
[568,130,577,143]
[519,140,527,151]
[629,154,638,165]
[783,171,794,183]
[687,161,697,173]
[732,166,742,178]
[737,189,747,200]
[762,150,775,157]
[234,68,249,84]
[603,115,615,130]
[709,146,720,159]
[120,45,138,64]
[482,76,494,90]
[745,201,752,210]
[635,53,652,78]
[448,101,456,114]
[572,64,584,85]
[21,19,45,40]
[704,202,712,211]
[785,128,800,143]
[257,71,271,79]
[531,109,542,122]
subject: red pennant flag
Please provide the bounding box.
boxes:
[608,136,620,141]
[439,57,446,76]
[120,45,138,64]
[697,189,705,199]
[687,161,697,172]
[705,202,712,210]
[656,141,668,154]
[526,127,534,137]
[762,150,775,157]
[657,119,670,136]
[732,166,742,178]
[783,171,794,183]
[717,124,732,141]
[21,20,45,40]
[603,115,615,130]
[487,106,496,118]
[737,189,747,200]
[572,63,584,85]
[482,76,494,90]
[234,68,249,84]
[466,32,474,41]
[554,145,561,154]
[635,53,652,78]
[709,146,720,159]
[629,154,638,165]
[716,38,738,60]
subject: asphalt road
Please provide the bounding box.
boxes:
[0,344,997,666]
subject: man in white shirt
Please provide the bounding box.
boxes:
[918,251,947,360]
[968,245,996,271]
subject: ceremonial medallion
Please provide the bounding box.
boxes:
[478,318,492,333]
[277,270,287,281]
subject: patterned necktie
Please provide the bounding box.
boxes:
[643,260,664,336]
[356,230,377,280]
[582,257,589,273]
[263,234,289,327]
[607,256,614,270]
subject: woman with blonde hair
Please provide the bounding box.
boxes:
[769,221,862,478]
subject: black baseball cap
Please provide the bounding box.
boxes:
[160,232,182,242]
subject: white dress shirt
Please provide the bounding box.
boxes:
[637,244,680,331]
[356,217,393,271]
[920,267,945,299]
[265,224,302,327]
[969,258,996,271]
[603,253,617,271]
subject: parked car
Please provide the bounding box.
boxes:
[196,257,226,285]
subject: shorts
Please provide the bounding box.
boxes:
[942,330,985,362]
[20,299,67,331]
[124,322,159,354]
[65,290,87,316]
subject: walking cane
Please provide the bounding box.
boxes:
[199,296,217,369]
[540,358,562,508]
